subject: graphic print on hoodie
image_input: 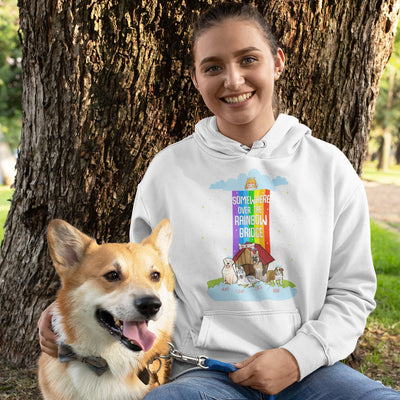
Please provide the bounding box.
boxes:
[207,168,297,302]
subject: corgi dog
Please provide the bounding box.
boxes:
[38,219,176,400]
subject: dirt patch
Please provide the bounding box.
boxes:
[0,356,41,399]
[346,324,400,391]
[364,181,400,226]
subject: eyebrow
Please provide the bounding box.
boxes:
[199,46,262,66]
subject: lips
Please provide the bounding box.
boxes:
[222,91,254,104]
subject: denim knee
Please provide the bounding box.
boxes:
[143,381,205,400]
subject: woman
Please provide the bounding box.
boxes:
[39,3,400,399]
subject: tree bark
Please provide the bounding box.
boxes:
[1,0,399,367]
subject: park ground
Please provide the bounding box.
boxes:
[0,163,400,398]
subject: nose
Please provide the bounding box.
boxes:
[224,65,245,90]
[135,295,162,317]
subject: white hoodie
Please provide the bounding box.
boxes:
[130,114,376,380]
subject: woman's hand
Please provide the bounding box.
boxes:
[37,302,58,358]
[229,348,300,395]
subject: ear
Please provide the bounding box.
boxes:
[142,219,172,265]
[191,68,200,90]
[274,47,285,80]
[47,219,94,277]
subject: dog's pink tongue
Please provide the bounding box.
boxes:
[123,321,156,352]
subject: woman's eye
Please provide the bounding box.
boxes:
[150,271,161,282]
[104,271,121,282]
[205,65,221,73]
[242,56,256,65]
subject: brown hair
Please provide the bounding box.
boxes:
[190,2,279,69]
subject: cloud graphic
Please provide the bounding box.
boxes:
[210,169,288,191]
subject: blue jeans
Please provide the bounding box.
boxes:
[143,362,400,399]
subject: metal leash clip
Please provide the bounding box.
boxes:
[161,342,209,369]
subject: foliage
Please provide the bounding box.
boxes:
[369,21,400,167]
[0,0,22,150]
[374,21,400,121]
[0,185,13,241]
[362,161,400,185]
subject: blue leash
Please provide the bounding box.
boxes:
[204,358,275,399]
[156,343,275,400]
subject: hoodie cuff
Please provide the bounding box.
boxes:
[281,332,328,380]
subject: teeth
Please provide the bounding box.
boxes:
[224,92,252,104]
[113,317,122,328]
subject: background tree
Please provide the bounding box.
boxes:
[0,0,399,367]
[371,22,400,169]
[0,0,22,151]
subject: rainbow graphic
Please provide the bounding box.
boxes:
[232,189,271,255]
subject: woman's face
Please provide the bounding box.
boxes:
[192,19,284,137]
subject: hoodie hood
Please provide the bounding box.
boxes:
[193,114,311,159]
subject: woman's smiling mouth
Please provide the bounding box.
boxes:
[222,92,254,104]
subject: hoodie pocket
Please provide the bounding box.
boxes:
[196,309,301,355]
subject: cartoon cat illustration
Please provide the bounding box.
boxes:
[245,177,257,190]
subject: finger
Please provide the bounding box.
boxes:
[40,343,58,358]
[38,326,59,357]
[38,304,54,329]
[231,368,275,394]
[234,351,264,369]
[39,332,58,349]
[39,333,59,356]
[229,364,255,384]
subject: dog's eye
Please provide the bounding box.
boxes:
[104,271,121,282]
[150,271,161,282]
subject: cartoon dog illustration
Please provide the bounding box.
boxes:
[266,266,284,286]
[221,258,237,284]
[251,249,264,280]
[236,266,251,286]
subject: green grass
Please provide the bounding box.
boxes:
[0,186,13,242]
[369,220,400,326]
[362,161,400,186]
[361,163,400,326]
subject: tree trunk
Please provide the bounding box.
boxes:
[378,130,393,171]
[1,0,399,367]
[395,135,400,164]
[378,66,396,170]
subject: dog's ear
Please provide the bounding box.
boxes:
[47,219,94,276]
[142,219,172,265]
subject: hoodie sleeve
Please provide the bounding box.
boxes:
[281,181,376,380]
[129,183,153,243]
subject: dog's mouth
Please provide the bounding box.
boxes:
[95,309,156,352]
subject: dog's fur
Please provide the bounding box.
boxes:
[38,219,176,400]
[221,257,237,284]
[266,266,284,286]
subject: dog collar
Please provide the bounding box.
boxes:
[58,343,109,376]
[58,343,153,385]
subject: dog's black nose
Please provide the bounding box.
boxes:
[135,296,162,317]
